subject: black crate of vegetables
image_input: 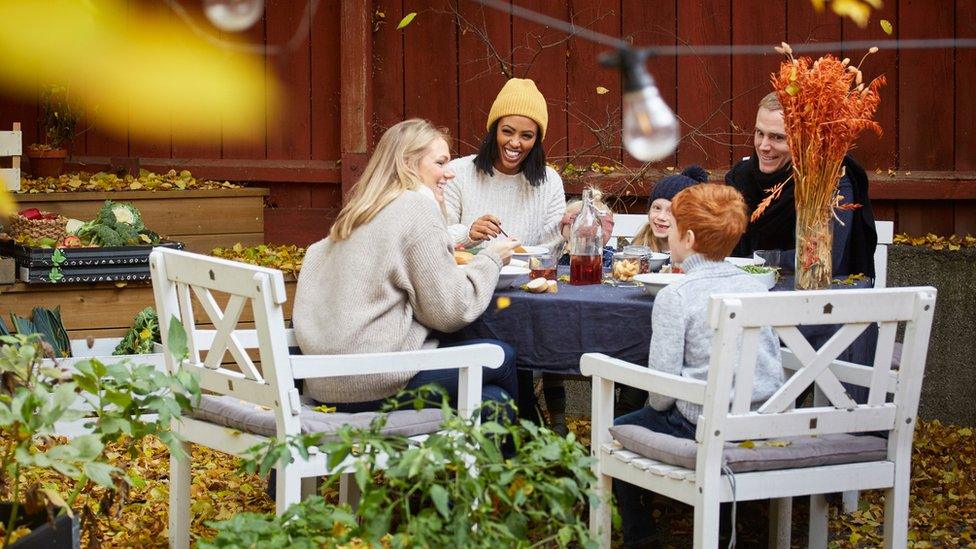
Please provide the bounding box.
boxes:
[0,240,184,284]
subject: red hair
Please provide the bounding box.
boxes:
[670,184,748,261]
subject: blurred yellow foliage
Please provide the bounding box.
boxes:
[0,0,275,143]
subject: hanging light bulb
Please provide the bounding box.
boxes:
[602,48,680,162]
[203,0,265,32]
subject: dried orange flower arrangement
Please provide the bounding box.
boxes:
[755,43,885,289]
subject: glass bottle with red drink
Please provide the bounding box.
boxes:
[569,188,605,285]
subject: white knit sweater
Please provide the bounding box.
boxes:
[443,155,567,248]
[292,190,502,403]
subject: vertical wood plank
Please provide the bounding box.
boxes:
[403,0,458,146]
[129,0,173,159]
[956,0,976,171]
[169,0,222,160]
[787,0,842,46]
[898,201,954,235]
[954,200,976,236]
[339,0,371,198]
[566,0,621,167]
[311,0,342,162]
[621,0,678,170]
[456,2,511,155]
[897,0,954,170]
[84,0,129,159]
[265,0,311,161]
[372,0,405,146]
[676,0,732,169]
[1,95,38,152]
[842,2,899,171]
[223,7,267,161]
[730,0,786,163]
[512,0,570,159]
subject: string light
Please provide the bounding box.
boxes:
[202,0,265,32]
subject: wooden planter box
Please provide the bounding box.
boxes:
[11,188,269,253]
[0,277,296,341]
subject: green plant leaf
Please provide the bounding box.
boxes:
[396,12,416,29]
[429,484,450,519]
[167,316,189,362]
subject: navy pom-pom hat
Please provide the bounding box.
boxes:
[649,165,710,203]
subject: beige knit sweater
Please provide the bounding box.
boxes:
[443,155,566,249]
[293,190,502,404]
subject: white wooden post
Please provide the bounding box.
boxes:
[0,123,22,191]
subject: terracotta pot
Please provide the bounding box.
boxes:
[25,147,68,178]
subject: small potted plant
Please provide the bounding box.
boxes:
[25,86,80,179]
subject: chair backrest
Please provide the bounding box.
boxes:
[0,123,22,192]
[150,247,302,436]
[874,220,894,288]
[700,287,936,456]
[609,213,648,248]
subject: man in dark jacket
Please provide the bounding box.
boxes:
[726,92,878,279]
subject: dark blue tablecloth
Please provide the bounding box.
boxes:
[452,267,874,375]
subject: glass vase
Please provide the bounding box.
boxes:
[794,207,833,290]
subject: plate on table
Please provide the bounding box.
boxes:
[633,273,686,296]
[724,256,765,267]
[512,245,547,258]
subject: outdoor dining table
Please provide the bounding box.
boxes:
[452,266,876,376]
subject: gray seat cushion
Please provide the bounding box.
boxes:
[190,394,445,440]
[610,424,887,473]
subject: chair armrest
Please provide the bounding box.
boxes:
[289,343,505,380]
[580,353,707,405]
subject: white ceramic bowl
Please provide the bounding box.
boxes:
[496,265,530,289]
[633,273,686,296]
[725,256,765,267]
[647,252,669,272]
[741,267,777,289]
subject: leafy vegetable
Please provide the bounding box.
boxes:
[4,306,72,357]
[739,265,778,274]
[75,200,160,247]
[113,307,160,355]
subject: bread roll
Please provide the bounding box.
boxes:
[454,250,475,265]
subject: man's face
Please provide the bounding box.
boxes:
[753,107,791,174]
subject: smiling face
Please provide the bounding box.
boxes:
[753,107,791,174]
[493,115,539,175]
[647,198,672,239]
[416,137,453,202]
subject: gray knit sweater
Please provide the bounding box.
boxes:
[443,155,566,249]
[648,254,784,424]
[293,190,503,403]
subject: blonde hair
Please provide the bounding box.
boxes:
[630,224,668,252]
[330,119,449,241]
[561,187,613,241]
[758,91,783,112]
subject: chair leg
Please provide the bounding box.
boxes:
[693,499,721,549]
[808,493,828,549]
[168,440,192,549]
[768,497,792,549]
[842,490,859,513]
[275,465,301,515]
[589,474,612,549]
[339,473,361,511]
[882,479,909,549]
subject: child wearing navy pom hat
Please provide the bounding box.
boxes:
[631,165,710,253]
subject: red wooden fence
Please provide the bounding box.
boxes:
[1,0,973,245]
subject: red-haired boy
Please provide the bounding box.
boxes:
[614,184,784,547]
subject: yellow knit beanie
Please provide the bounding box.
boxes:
[486,78,549,140]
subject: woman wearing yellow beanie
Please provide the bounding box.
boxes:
[443,78,566,250]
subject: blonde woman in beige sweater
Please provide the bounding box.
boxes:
[293,119,521,413]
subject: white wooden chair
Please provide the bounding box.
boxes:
[583,286,936,548]
[0,122,22,191]
[609,213,648,248]
[874,220,894,288]
[150,247,504,549]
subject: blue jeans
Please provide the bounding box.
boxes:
[613,406,696,547]
[333,338,518,420]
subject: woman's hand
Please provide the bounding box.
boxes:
[486,237,520,265]
[469,214,502,242]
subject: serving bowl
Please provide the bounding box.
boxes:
[512,245,547,259]
[647,252,670,272]
[724,256,765,267]
[633,273,686,296]
[496,265,530,289]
